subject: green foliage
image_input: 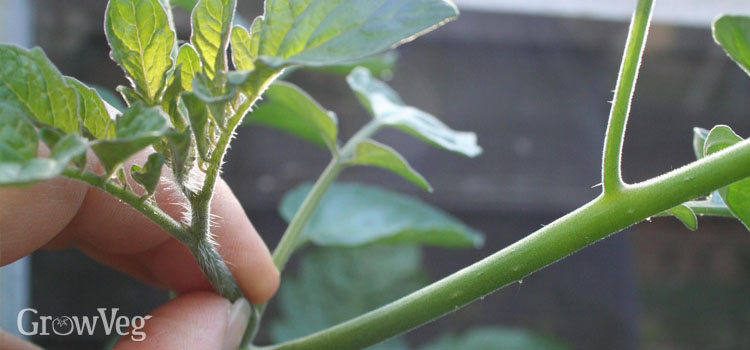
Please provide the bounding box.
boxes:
[0,105,87,185]
[270,245,426,349]
[191,0,236,79]
[66,77,115,139]
[91,103,170,175]
[713,15,750,76]
[0,45,78,133]
[420,326,568,350]
[245,81,338,150]
[703,125,742,156]
[664,204,698,231]
[181,92,211,161]
[692,127,709,159]
[131,152,165,196]
[702,126,750,226]
[257,0,458,67]
[311,51,399,78]
[176,44,201,92]
[105,0,176,105]
[230,21,260,71]
[347,67,482,157]
[280,182,483,248]
[348,140,432,191]
[699,125,750,229]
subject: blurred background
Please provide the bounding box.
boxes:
[1,0,749,349]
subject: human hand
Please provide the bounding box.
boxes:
[0,152,280,349]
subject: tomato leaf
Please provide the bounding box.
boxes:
[176,44,202,92]
[348,139,432,191]
[230,18,262,71]
[66,77,115,139]
[713,15,750,76]
[105,0,176,104]
[0,105,87,185]
[692,127,709,160]
[0,45,78,134]
[131,152,165,196]
[191,0,236,79]
[279,182,484,248]
[663,204,698,231]
[703,125,750,230]
[182,92,211,161]
[91,103,170,175]
[347,67,481,157]
[270,245,425,350]
[244,81,338,150]
[703,125,742,157]
[258,0,458,67]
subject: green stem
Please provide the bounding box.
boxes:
[243,120,382,345]
[601,0,654,194]
[264,138,750,350]
[271,159,343,270]
[61,168,192,244]
[187,97,257,302]
[271,119,382,271]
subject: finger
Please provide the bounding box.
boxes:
[114,291,250,350]
[57,175,279,303]
[55,151,278,302]
[2,149,279,303]
[0,330,42,349]
[0,176,88,265]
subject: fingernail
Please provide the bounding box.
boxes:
[223,298,251,350]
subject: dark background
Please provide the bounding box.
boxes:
[22,1,750,349]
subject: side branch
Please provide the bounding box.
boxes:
[61,168,192,244]
[266,139,750,350]
[601,0,655,194]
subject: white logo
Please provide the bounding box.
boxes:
[17,308,152,341]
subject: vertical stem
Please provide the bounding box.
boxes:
[272,119,382,271]
[271,159,343,270]
[188,97,256,302]
[601,0,655,194]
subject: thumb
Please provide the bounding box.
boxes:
[114,292,251,350]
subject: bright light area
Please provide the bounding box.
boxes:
[453,0,750,27]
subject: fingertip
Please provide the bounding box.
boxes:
[114,291,230,350]
[211,181,280,303]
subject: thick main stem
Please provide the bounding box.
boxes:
[601,0,654,194]
[187,97,258,302]
[265,139,750,350]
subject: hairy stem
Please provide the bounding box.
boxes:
[601,0,654,194]
[187,97,257,302]
[61,168,192,244]
[265,138,750,350]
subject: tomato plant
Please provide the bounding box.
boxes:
[1,0,749,348]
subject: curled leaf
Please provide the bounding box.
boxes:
[131,152,165,197]
[347,67,482,157]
